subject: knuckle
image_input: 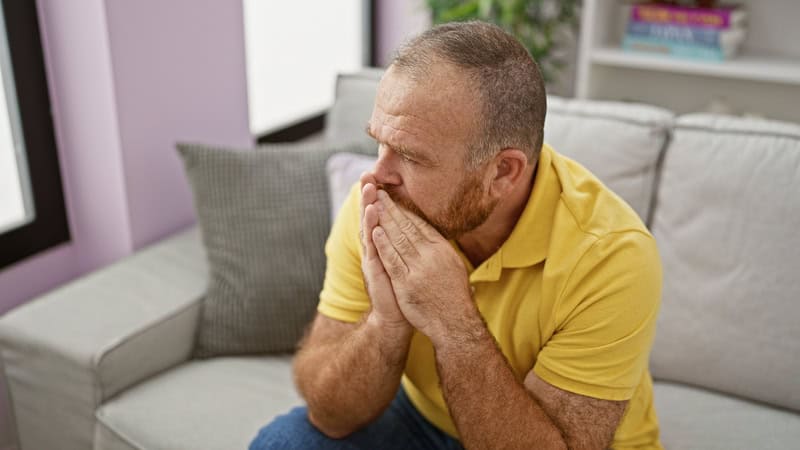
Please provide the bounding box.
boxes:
[392,232,411,250]
[399,220,417,236]
[388,262,406,279]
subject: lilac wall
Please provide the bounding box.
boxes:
[105,0,252,250]
[0,0,251,447]
[376,0,431,66]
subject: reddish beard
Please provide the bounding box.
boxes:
[378,171,497,240]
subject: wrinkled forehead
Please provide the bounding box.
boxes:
[377,63,480,115]
[370,64,481,153]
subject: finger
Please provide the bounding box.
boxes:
[373,189,441,243]
[360,182,378,254]
[359,171,377,188]
[361,182,377,218]
[375,196,421,259]
[372,226,408,280]
[363,204,381,262]
[398,205,443,243]
[376,190,426,247]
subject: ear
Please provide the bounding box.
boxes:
[487,148,530,199]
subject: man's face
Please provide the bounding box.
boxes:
[366,64,497,240]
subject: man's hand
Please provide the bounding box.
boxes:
[371,189,474,339]
[359,174,410,331]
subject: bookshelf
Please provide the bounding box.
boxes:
[576,0,800,123]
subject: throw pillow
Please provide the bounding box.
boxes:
[325,152,377,221]
[177,141,374,358]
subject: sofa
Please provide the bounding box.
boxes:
[1,68,799,450]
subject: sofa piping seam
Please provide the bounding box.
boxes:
[548,108,674,129]
[675,123,800,141]
[646,126,673,228]
[0,354,21,450]
[95,413,146,450]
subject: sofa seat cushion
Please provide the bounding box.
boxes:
[654,381,800,450]
[94,356,300,450]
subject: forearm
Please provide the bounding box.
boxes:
[294,312,413,437]
[432,310,567,450]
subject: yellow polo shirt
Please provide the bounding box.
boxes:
[317,144,663,449]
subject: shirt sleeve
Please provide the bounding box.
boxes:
[317,182,371,323]
[534,230,662,401]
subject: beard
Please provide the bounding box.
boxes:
[379,171,498,240]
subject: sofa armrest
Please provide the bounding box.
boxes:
[0,226,207,450]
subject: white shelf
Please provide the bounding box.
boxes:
[590,47,800,86]
[576,0,800,122]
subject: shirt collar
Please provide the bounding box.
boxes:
[465,144,560,282]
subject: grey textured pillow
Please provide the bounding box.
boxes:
[177,141,372,358]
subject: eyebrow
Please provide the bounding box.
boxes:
[365,123,436,165]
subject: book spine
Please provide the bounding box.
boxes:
[627,21,722,47]
[622,35,726,61]
[631,3,733,29]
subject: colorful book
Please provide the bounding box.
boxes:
[631,3,747,30]
[627,21,746,49]
[622,35,727,61]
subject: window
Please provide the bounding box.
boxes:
[0,0,70,271]
[243,0,372,138]
[0,6,33,235]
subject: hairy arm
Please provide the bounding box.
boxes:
[293,312,412,439]
[431,309,627,450]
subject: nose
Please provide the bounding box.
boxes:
[372,144,402,187]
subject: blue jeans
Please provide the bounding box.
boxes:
[248,387,464,449]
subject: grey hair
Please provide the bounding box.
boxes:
[391,20,547,169]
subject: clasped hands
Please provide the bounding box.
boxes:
[359,173,474,341]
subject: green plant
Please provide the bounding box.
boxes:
[426,0,581,83]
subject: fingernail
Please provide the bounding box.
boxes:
[376,201,384,213]
[377,190,387,199]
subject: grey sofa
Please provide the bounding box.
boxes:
[1,69,799,450]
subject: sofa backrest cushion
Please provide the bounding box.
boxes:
[650,114,800,412]
[324,68,384,147]
[544,96,674,224]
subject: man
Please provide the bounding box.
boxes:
[250,20,662,450]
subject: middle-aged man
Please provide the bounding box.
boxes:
[250,20,662,450]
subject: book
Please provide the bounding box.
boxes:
[622,35,727,61]
[627,21,746,49]
[631,3,747,30]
